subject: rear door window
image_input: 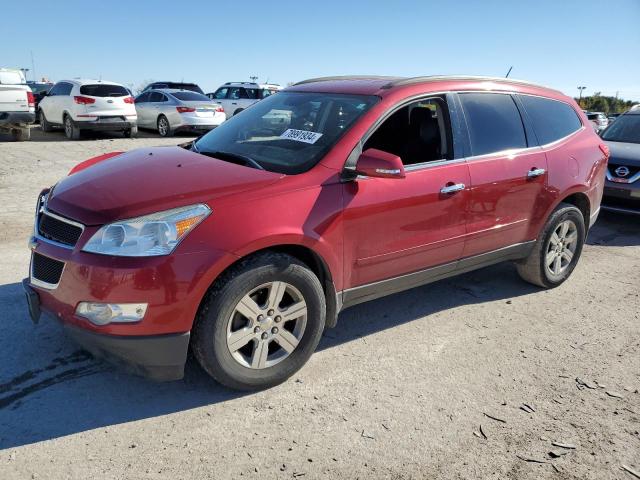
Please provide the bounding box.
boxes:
[459,93,527,156]
[80,84,128,97]
[519,95,583,145]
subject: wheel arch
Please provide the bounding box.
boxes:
[197,243,340,331]
[558,191,590,226]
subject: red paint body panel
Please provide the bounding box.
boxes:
[68,151,123,175]
[30,77,605,342]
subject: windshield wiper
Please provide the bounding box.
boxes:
[196,149,265,170]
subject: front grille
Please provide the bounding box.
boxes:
[38,212,83,246]
[31,253,65,286]
[609,163,640,180]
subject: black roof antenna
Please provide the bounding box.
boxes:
[505,66,513,78]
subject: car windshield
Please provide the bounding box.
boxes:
[171,91,211,102]
[80,84,129,97]
[193,91,378,174]
[601,115,640,144]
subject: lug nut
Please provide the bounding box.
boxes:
[257,314,264,321]
[261,332,268,340]
[271,327,279,334]
[267,309,274,316]
[275,316,281,323]
[254,326,260,333]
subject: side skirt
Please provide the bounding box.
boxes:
[339,241,535,310]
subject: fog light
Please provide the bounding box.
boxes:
[75,302,147,325]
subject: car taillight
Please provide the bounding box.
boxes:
[215,106,224,113]
[27,91,35,107]
[74,96,96,105]
[599,143,610,158]
[123,96,134,104]
[176,106,196,113]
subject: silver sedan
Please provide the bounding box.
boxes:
[134,89,226,137]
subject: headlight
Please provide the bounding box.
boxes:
[82,204,210,257]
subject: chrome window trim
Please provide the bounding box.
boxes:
[348,89,585,175]
[30,253,65,290]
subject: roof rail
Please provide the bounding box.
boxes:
[292,75,401,86]
[291,75,562,95]
[381,75,562,93]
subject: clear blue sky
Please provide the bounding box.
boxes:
[4,0,639,100]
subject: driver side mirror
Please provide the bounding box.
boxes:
[355,148,405,179]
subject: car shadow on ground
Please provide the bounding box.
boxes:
[0,260,544,450]
[587,210,640,247]
[0,125,195,143]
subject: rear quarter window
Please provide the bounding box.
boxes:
[80,84,129,97]
[520,95,583,145]
[459,93,527,156]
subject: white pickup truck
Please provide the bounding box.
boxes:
[0,68,35,141]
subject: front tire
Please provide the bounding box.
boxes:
[64,115,81,140]
[40,110,53,132]
[192,253,326,390]
[517,203,585,288]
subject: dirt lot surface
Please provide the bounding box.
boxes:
[1,127,639,479]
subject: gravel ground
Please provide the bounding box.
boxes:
[0,127,639,479]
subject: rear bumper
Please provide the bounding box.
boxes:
[22,279,190,381]
[74,118,136,131]
[0,111,35,125]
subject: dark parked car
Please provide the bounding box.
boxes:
[24,75,607,390]
[141,82,204,94]
[601,109,640,214]
[27,81,53,122]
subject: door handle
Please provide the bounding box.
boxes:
[527,168,546,178]
[440,183,466,194]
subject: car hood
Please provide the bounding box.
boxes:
[605,141,640,166]
[47,146,283,225]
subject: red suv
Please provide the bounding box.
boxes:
[23,76,608,390]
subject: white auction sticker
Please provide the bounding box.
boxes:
[279,129,323,144]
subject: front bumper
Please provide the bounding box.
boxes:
[23,279,189,380]
[602,182,640,214]
[0,111,36,125]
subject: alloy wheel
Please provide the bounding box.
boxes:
[158,117,168,136]
[226,281,307,369]
[545,219,578,276]
[64,117,72,137]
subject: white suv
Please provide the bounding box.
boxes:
[207,82,281,119]
[0,68,35,141]
[39,79,137,139]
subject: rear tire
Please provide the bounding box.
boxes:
[40,110,53,132]
[64,115,81,140]
[124,125,138,138]
[516,203,585,288]
[157,115,172,137]
[11,127,30,141]
[192,252,326,391]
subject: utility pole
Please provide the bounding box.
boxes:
[30,51,36,82]
[577,86,586,107]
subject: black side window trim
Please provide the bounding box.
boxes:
[455,91,530,158]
